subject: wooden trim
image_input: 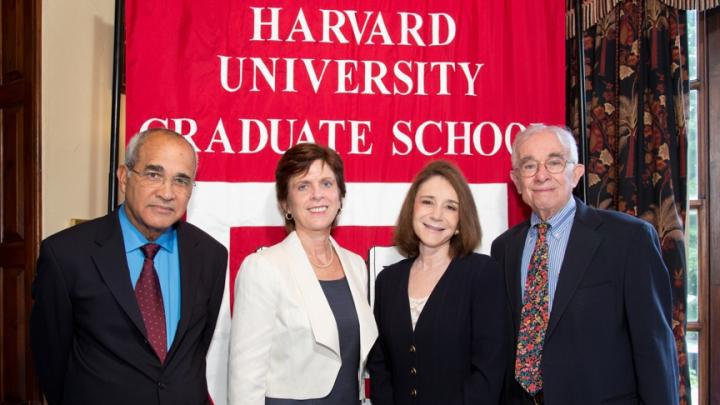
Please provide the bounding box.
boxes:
[705,7,720,405]
[25,0,43,402]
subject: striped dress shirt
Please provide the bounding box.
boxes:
[520,197,576,313]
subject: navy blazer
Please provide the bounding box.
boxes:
[368,253,511,405]
[30,210,228,405]
[490,198,679,405]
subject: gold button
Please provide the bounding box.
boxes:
[409,345,416,353]
[410,388,417,397]
[409,367,417,376]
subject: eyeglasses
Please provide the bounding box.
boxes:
[128,168,195,192]
[514,157,575,177]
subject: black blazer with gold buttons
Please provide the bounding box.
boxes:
[368,253,511,405]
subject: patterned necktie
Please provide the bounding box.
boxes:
[136,243,167,363]
[515,222,550,395]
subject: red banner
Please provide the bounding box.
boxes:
[126,0,564,262]
[126,1,563,401]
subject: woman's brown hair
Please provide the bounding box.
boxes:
[393,160,481,257]
[275,143,346,231]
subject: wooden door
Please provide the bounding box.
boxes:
[0,0,42,403]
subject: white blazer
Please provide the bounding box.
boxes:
[228,232,378,405]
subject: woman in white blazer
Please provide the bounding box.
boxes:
[229,143,378,405]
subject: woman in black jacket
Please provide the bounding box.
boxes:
[368,160,511,405]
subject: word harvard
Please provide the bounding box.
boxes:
[215,7,485,97]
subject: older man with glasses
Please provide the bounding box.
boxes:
[30,128,228,405]
[491,125,679,405]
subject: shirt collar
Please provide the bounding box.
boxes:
[530,197,576,238]
[118,204,176,253]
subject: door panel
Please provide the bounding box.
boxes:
[0,0,42,403]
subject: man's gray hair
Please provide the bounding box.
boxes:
[125,128,198,175]
[511,125,579,167]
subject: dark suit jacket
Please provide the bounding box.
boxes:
[30,210,228,405]
[490,198,679,405]
[367,253,511,405]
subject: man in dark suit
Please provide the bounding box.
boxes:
[491,125,678,405]
[30,128,228,405]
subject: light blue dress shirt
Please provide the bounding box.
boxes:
[520,197,576,313]
[119,205,181,349]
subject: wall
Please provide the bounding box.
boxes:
[41,0,123,238]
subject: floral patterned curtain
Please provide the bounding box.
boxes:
[566,0,691,403]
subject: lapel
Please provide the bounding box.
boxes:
[505,222,530,335]
[331,238,379,365]
[90,211,147,337]
[386,259,415,340]
[282,232,341,357]
[412,257,458,336]
[167,222,203,359]
[545,199,602,340]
